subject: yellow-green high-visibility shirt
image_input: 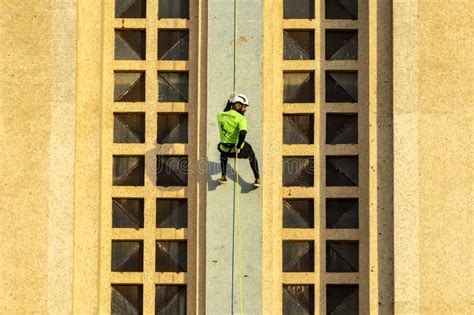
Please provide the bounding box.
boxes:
[217,109,247,148]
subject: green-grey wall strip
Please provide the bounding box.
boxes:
[206,0,263,313]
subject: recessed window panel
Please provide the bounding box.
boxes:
[326,156,358,186]
[156,155,188,186]
[326,241,359,272]
[156,285,187,315]
[113,155,144,186]
[114,72,145,102]
[326,114,357,144]
[326,71,358,103]
[284,30,314,60]
[327,284,359,315]
[157,199,188,228]
[158,0,189,19]
[284,72,315,103]
[115,0,146,18]
[326,198,358,229]
[325,0,358,20]
[157,113,188,144]
[156,241,187,272]
[283,114,314,144]
[112,240,143,272]
[283,0,315,19]
[283,285,314,315]
[283,199,314,228]
[283,157,314,187]
[158,30,189,60]
[115,30,146,60]
[158,72,189,102]
[283,241,314,272]
[114,113,145,143]
[326,30,357,60]
[113,198,144,228]
[111,285,143,315]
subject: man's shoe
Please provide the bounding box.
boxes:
[218,175,228,184]
[253,178,261,188]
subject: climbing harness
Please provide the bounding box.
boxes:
[230,0,244,313]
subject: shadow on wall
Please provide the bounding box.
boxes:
[207,160,256,194]
[136,145,256,194]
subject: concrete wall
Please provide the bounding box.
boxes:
[393,0,473,313]
[206,0,263,313]
[0,1,76,314]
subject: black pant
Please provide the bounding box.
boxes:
[218,142,260,179]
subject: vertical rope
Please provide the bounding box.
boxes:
[231,0,244,313]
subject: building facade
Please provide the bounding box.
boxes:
[0,0,472,314]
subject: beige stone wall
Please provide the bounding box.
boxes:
[0,0,472,313]
[394,0,473,313]
[0,1,76,314]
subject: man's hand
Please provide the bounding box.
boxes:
[234,145,241,154]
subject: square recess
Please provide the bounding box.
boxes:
[283,240,314,272]
[158,0,189,19]
[115,30,146,60]
[284,72,315,103]
[283,199,314,228]
[283,114,314,144]
[114,113,145,143]
[283,0,315,19]
[157,113,188,144]
[284,30,315,60]
[283,156,314,187]
[158,30,189,60]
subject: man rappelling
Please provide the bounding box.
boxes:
[217,92,261,188]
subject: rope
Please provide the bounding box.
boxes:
[231,0,244,313]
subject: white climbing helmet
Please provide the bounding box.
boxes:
[228,92,249,106]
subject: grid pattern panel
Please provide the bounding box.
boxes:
[276,0,368,313]
[100,0,200,313]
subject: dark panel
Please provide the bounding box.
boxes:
[115,0,146,18]
[326,113,358,144]
[326,71,358,103]
[283,114,314,144]
[325,30,357,60]
[326,198,358,229]
[114,113,146,143]
[156,241,187,272]
[157,113,188,144]
[111,285,143,315]
[283,0,315,19]
[158,30,189,60]
[113,156,145,186]
[283,241,314,272]
[325,0,358,20]
[155,285,187,315]
[156,155,188,186]
[113,198,144,228]
[156,199,188,228]
[114,72,145,102]
[111,241,143,272]
[284,30,315,60]
[283,157,314,187]
[326,241,359,272]
[283,285,314,315]
[284,72,315,103]
[327,284,359,314]
[115,30,146,60]
[283,199,314,228]
[158,72,189,102]
[326,156,358,186]
[158,0,189,18]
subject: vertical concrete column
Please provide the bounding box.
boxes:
[206,0,263,313]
